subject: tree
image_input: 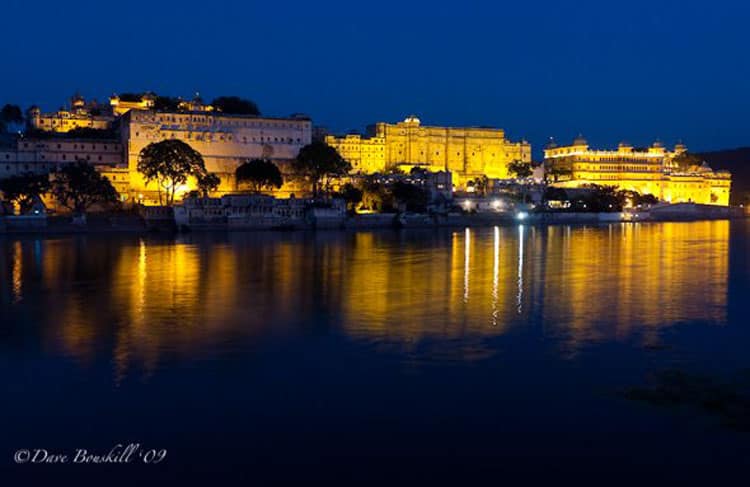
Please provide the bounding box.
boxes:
[360,179,394,213]
[586,185,625,211]
[117,93,144,102]
[211,96,260,115]
[544,186,569,205]
[472,175,490,196]
[235,158,283,193]
[639,193,659,206]
[154,96,182,112]
[618,189,659,207]
[50,160,119,215]
[137,139,208,205]
[391,181,430,212]
[507,160,533,179]
[672,152,703,172]
[0,173,50,213]
[197,172,221,197]
[545,164,572,183]
[337,183,363,213]
[1,104,23,133]
[293,141,351,197]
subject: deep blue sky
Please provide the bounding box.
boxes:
[2,0,749,157]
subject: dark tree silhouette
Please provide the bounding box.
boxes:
[50,160,119,214]
[0,104,24,132]
[336,183,363,212]
[672,152,703,172]
[197,172,221,197]
[507,160,533,179]
[391,181,430,212]
[235,159,283,193]
[211,96,260,115]
[154,96,182,112]
[0,173,50,213]
[137,139,208,205]
[293,141,351,197]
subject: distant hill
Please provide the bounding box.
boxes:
[697,147,750,205]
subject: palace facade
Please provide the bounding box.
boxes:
[4,93,313,203]
[122,108,312,201]
[27,94,115,133]
[544,137,731,206]
[2,92,733,207]
[326,116,531,187]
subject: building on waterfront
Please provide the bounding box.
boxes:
[173,194,346,230]
[0,135,129,207]
[544,137,731,206]
[109,93,156,116]
[121,109,313,202]
[27,94,115,133]
[324,132,386,174]
[3,92,314,204]
[349,169,453,205]
[325,116,531,188]
[0,136,124,179]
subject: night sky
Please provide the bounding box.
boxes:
[2,0,748,157]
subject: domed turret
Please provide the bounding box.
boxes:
[71,93,85,108]
[572,134,587,146]
[403,115,421,125]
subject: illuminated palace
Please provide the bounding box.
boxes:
[544,136,731,206]
[122,107,312,200]
[5,93,312,202]
[27,94,115,133]
[3,93,732,206]
[325,116,531,187]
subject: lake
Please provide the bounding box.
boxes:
[1,221,749,483]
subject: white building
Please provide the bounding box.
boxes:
[0,137,124,179]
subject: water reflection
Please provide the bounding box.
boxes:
[0,221,732,378]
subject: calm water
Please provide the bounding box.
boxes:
[1,221,749,483]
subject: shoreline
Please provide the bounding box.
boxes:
[1,212,746,237]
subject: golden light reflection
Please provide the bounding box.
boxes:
[491,226,499,327]
[517,225,524,314]
[0,221,734,375]
[12,241,22,304]
[338,221,731,355]
[464,227,471,303]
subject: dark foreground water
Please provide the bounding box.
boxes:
[1,221,749,484]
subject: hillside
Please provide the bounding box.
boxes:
[697,147,750,205]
